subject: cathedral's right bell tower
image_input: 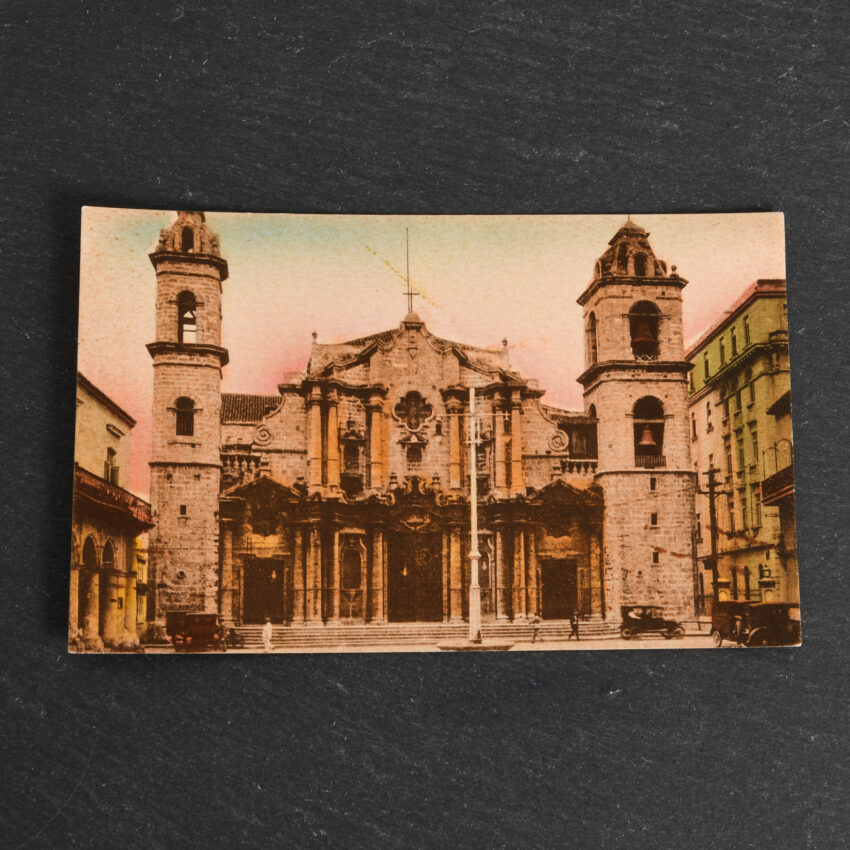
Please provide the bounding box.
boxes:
[577,220,696,619]
[147,212,228,621]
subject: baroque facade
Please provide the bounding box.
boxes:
[686,279,797,608]
[146,213,697,632]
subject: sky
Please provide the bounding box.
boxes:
[78,210,786,498]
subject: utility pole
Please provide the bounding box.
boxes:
[467,386,482,644]
[704,465,721,604]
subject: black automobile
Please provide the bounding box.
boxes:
[620,605,685,640]
[710,601,801,647]
[166,611,224,652]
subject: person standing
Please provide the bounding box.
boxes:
[262,617,273,653]
[530,612,542,644]
[568,610,580,641]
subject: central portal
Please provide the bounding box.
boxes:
[540,558,577,620]
[387,532,442,622]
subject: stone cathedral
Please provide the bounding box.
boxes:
[147,212,697,632]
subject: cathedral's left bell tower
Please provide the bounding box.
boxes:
[147,211,228,620]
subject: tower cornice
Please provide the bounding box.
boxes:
[149,250,229,282]
[577,359,693,388]
[146,340,230,367]
[577,273,687,307]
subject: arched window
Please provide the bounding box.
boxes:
[341,548,362,591]
[102,541,114,572]
[83,536,98,571]
[743,566,751,600]
[617,243,629,272]
[633,252,647,276]
[175,397,195,436]
[181,226,195,253]
[628,301,660,360]
[587,312,598,364]
[731,567,739,599]
[633,396,665,467]
[177,291,197,343]
[587,404,597,419]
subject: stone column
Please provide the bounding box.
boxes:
[441,532,449,621]
[220,518,235,625]
[308,387,323,492]
[450,527,463,621]
[101,571,124,647]
[331,529,340,620]
[370,529,385,623]
[292,528,305,624]
[494,405,508,492]
[448,400,462,489]
[68,566,80,641]
[326,390,340,492]
[82,570,102,650]
[306,525,322,622]
[510,394,524,494]
[512,529,526,620]
[123,571,138,644]
[495,527,509,620]
[527,528,539,617]
[368,395,384,489]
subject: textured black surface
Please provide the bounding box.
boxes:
[2,2,849,847]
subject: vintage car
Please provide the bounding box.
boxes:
[711,601,801,647]
[165,611,224,652]
[619,605,685,639]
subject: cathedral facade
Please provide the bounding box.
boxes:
[146,213,697,632]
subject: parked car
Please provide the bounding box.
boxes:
[619,605,685,639]
[165,611,224,652]
[710,601,801,647]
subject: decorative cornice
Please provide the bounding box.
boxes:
[146,340,229,367]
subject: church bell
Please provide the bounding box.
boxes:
[632,321,656,344]
[638,425,657,448]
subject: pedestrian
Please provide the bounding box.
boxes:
[530,612,542,644]
[262,617,273,653]
[568,610,580,641]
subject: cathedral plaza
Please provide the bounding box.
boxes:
[137,211,703,651]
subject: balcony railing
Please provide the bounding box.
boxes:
[635,454,666,469]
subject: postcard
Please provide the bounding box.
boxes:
[70,210,799,652]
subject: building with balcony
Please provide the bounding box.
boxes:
[686,279,798,610]
[145,213,697,635]
[71,373,152,650]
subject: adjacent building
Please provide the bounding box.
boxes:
[145,212,697,638]
[686,279,797,610]
[70,373,152,650]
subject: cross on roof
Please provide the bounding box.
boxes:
[403,227,419,314]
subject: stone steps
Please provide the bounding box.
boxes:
[230,620,618,649]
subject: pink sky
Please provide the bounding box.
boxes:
[77,210,786,499]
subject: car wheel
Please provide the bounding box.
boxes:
[669,625,685,638]
[620,627,633,640]
[747,629,772,647]
[711,629,722,647]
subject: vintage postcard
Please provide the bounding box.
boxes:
[70,210,799,653]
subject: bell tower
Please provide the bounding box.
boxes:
[577,220,696,619]
[147,211,229,619]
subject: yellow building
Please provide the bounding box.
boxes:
[686,280,797,609]
[70,373,152,651]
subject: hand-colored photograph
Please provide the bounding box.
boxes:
[70,210,799,653]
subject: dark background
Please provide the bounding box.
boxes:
[2,2,848,847]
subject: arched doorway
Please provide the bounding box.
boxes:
[387,532,442,622]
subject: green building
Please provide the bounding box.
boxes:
[686,279,798,609]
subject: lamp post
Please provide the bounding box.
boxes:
[467,386,482,644]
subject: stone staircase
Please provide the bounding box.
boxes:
[231,618,618,650]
